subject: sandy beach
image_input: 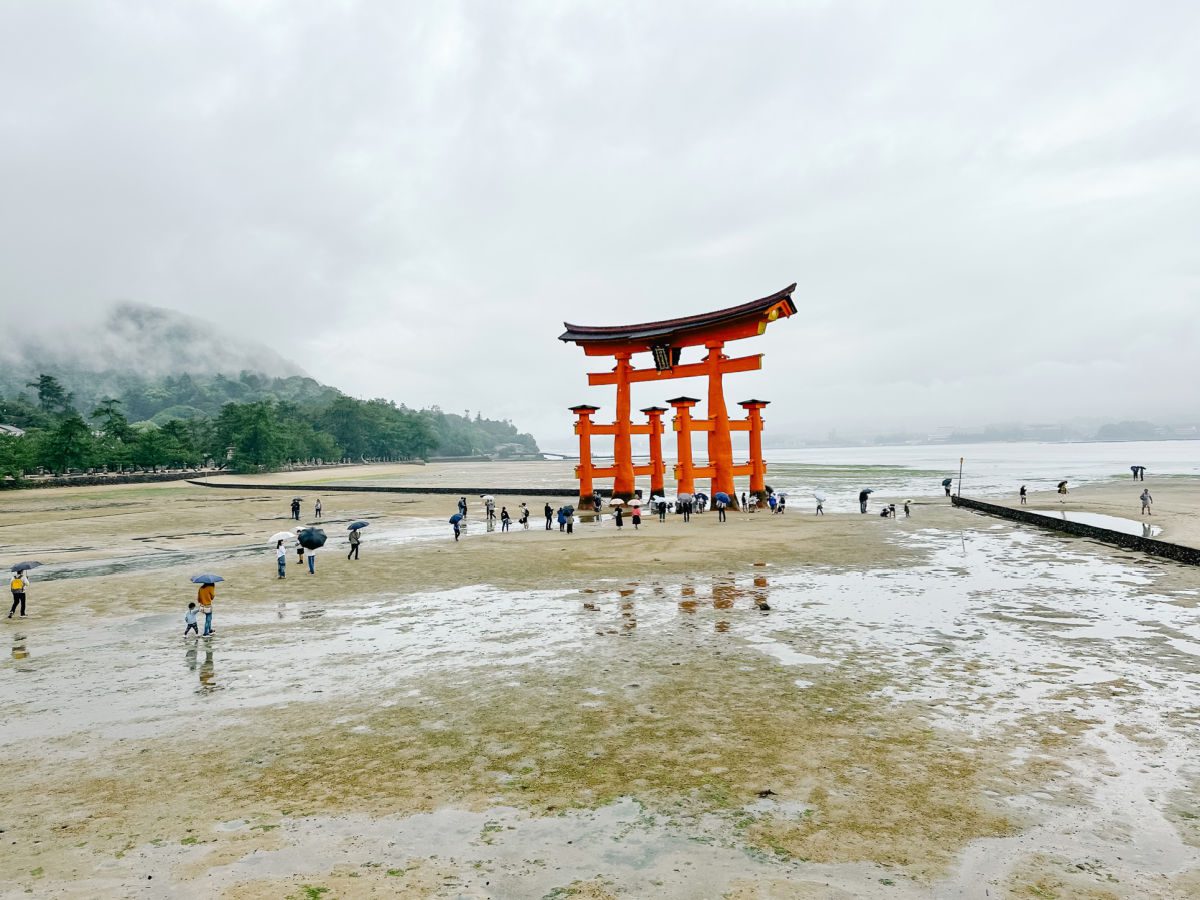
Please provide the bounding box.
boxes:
[3,462,1200,898]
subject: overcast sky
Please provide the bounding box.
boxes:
[2,1,1197,449]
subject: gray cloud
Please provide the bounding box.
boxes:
[2,1,1197,448]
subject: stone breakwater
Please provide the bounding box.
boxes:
[952,495,1200,566]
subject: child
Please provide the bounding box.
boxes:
[184,601,199,636]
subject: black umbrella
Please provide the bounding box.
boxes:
[563,505,575,515]
[941,478,953,487]
[297,527,327,550]
[10,561,42,573]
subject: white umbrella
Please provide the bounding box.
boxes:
[609,498,625,507]
[813,492,826,502]
[269,531,294,544]
[480,494,494,501]
[678,492,693,502]
[629,499,642,507]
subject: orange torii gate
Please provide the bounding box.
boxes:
[560,284,796,508]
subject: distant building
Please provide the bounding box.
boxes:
[0,424,26,437]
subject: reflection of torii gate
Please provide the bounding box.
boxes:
[560,284,796,509]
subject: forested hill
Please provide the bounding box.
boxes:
[0,306,538,476]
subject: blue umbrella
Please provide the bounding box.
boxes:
[449,513,463,524]
[942,478,953,487]
[190,573,224,584]
[347,521,369,530]
[10,561,42,573]
[714,492,731,504]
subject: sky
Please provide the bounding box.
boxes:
[1,1,1197,451]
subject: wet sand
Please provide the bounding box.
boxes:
[2,463,1199,898]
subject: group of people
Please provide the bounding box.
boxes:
[290,497,324,520]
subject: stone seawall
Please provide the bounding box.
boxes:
[951,495,1200,566]
[189,480,582,498]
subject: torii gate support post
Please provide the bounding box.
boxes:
[612,352,636,500]
[704,340,736,502]
[570,404,600,507]
[669,397,699,497]
[739,400,769,497]
[642,406,667,498]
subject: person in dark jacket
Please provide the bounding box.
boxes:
[545,502,554,530]
[859,490,869,513]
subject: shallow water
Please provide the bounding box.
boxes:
[1023,508,1163,538]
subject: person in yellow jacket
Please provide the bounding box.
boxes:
[8,572,27,618]
[197,582,215,635]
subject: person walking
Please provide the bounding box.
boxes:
[544,502,554,530]
[8,571,28,618]
[1140,488,1153,516]
[486,498,496,522]
[458,497,468,518]
[276,540,287,578]
[1019,485,1027,505]
[519,503,529,529]
[197,581,215,636]
[815,498,824,515]
[500,507,511,531]
[184,602,199,637]
[859,490,869,514]
[682,499,692,523]
[716,498,727,522]
[315,499,322,518]
[631,506,641,529]
[658,499,667,522]
[1138,466,1146,481]
[347,528,361,560]
[614,506,624,529]
[306,546,317,575]
[452,518,461,541]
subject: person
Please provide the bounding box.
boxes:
[544,502,554,530]
[459,496,468,518]
[306,546,317,574]
[197,581,215,636]
[658,499,667,522]
[880,507,890,518]
[315,499,322,518]
[716,498,727,522]
[1140,488,1153,516]
[8,571,28,618]
[519,503,529,529]
[276,540,287,578]
[1131,466,1139,480]
[888,503,897,519]
[558,507,567,532]
[291,498,301,521]
[682,498,691,523]
[614,506,624,529]
[943,479,952,498]
[1057,482,1068,495]
[592,492,602,513]
[778,495,786,514]
[184,602,199,636]
[859,490,869,514]
[486,498,496,521]
[347,528,361,560]
[295,531,305,567]
[741,492,748,510]
[566,512,574,535]
[631,505,641,529]
[815,498,824,515]
[767,493,778,514]
[500,506,511,532]
[1019,485,1027,505]
[903,501,911,518]
[452,518,461,541]
[1138,466,1146,481]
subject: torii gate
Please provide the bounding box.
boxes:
[560,284,796,509]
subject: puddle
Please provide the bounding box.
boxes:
[1025,509,1163,538]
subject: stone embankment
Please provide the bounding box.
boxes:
[952,495,1200,566]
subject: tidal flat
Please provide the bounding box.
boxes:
[2,464,1199,897]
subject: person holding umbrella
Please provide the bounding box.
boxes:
[9,564,36,618]
[192,574,223,636]
[450,513,463,541]
[714,491,730,523]
[631,501,641,530]
[269,532,292,578]
[859,489,870,513]
[519,502,530,529]
[347,521,368,559]
[942,478,953,498]
[296,527,326,573]
[814,493,825,515]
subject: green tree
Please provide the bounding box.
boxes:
[26,374,74,416]
[41,412,93,472]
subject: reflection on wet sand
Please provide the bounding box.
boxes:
[12,634,28,660]
[199,645,216,693]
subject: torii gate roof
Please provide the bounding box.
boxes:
[559,283,796,355]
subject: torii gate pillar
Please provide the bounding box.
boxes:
[739,399,770,496]
[669,397,700,497]
[570,404,600,504]
[641,406,668,498]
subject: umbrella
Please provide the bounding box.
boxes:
[1058,481,1068,489]
[268,531,294,545]
[651,496,664,504]
[778,492,788,498]
[190,573,224,584]
[563,505,576,515]
[449,513,464,524]
[10,561,42,573]
[629,498,642,507]
[714,492,731,504]
[941,478,953,487]
[292,496,304,501]
[813,492,826,502]
[695,492,708,500]
[347,521,369,530]
[480,494,494,501]
[297,527,327,550]
[678,492,693,503]
[609,498,625,507]
[862,488,875,494]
